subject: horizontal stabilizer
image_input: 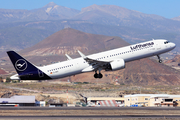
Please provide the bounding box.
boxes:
[10,74,20,80]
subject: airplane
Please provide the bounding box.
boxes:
[7,39,176,80]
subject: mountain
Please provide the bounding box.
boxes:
[74,4,180,33]
[0,2,80,23]
[0,26,54,57]
[0,20,177,58]
[0,27,54,49]
[40,2,80,18]
[2,28,180,85]
[75,4,164,22]
[172,16,180,21]
[1,3,180,33]
[1,3,180,58]
[20,28,129,59]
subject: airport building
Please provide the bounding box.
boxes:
[1,94,180,107]
[87,97,124,107]
[124,94,180,107]
[0,95,36,106]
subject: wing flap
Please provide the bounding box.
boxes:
[84,57,111,64]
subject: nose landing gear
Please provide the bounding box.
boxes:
[157,55,162,63]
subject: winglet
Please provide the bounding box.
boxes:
[65,54,72,60]
[77,50,86,58]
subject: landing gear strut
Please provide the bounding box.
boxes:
[157,55,162,63]
[94,70,103,79]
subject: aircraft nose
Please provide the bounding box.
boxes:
[171,42,176,49]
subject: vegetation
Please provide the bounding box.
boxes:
[6,77,11,83]
[3,81,180,96]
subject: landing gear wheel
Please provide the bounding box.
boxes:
[98,73,103,79]
[94,72,103,79]
[159,60,162,63]
[94,73,98,78]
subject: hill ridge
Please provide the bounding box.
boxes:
[21,28,129,57]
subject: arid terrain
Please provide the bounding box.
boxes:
[1,80,180,104]
[0,81,180,119]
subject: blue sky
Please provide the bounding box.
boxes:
[0,0,179,19]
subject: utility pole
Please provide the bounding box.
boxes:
[67,89,68,106]
[139,87,141,94]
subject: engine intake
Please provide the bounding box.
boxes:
[109,59,125,71]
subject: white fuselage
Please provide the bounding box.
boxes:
[37,39,175,79]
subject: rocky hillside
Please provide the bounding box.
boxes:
[71,58,180,86]
[165,55,180,68]
[21,28,129,57]
[0,68,6,75]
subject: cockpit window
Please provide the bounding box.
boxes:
[164,41,169,44]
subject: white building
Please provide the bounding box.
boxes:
[124,94,180,107]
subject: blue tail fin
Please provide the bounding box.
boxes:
[7,51,51,80]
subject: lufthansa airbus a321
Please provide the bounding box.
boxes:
[7,39,176,80]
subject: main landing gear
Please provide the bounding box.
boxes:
[94,70,103,79]
[157,55,162,63]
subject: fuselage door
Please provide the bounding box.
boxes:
[156,42,161,50]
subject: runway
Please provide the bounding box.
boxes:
[0,107,180,119]
[1,106,180,110]
[1,115,180,119]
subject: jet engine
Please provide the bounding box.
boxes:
[106,59,125,71]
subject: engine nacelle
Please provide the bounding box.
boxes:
[110,59,125,71]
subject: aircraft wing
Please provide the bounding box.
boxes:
[84,57,111,65]
[77,50,111,72]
